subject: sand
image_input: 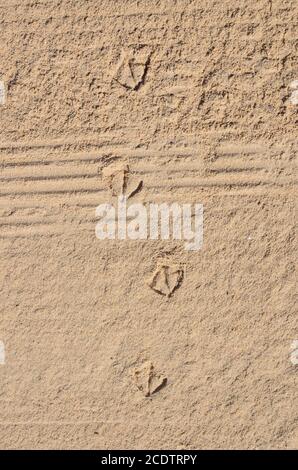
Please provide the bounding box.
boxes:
[0,0,297,450]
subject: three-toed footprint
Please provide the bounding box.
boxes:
[102,163,143,198]
[133,361,167,397]
[148,263,184,298]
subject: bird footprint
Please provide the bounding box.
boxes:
[148,264,184,298]
[133,361,167,397]
[102,163,142,198]
[113,50,150,90]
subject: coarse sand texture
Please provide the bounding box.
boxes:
[0,0,297,449]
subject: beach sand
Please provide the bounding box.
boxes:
[0,0,297,449]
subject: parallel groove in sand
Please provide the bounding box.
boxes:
[1,141,295,238]
[0,175,294,197]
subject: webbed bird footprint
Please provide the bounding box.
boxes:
[102,163,142,198]
[133,361,167,397]
[148,264,184,297]
[113,50,150,90]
